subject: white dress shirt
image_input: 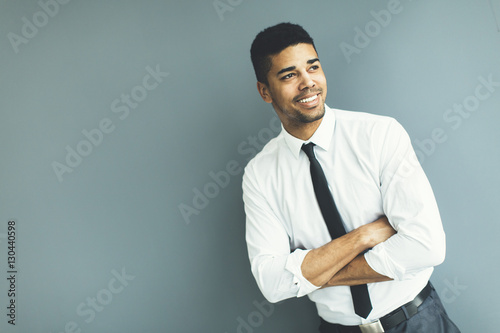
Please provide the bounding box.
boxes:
[242,105,446,325]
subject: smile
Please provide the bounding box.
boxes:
[297,94,319,104]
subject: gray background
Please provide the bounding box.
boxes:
[1,0,499,332]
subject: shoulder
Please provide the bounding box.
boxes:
[243,132,285,181]
[330,109,412,165]
[335,108,396,127]
[333,108,406,138]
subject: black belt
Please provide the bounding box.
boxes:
[320,282,432,333]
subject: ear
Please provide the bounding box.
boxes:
[257,81,273,103]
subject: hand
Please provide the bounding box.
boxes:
[361,216,396,248]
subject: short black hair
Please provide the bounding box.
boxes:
[250,22,316,85]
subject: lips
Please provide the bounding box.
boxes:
[295,89,322,106]
[298,94,318,103]
[296,93,321,108]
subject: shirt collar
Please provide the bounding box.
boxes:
[282,104,336,159]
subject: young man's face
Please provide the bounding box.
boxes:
[257,43,327,139]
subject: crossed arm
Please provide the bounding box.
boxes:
[301,216,396,288]
[244,120,445,303]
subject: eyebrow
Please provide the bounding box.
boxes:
[276,58,320,77]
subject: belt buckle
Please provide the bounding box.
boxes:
[359,319,385,333]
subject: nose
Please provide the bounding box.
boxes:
[298,72,315,91]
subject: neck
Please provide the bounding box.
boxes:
[282,118,323,141]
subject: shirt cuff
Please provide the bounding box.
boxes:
[364,243,406,281]
[284,248,321,297]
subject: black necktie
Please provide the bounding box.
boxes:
[302,142,373,319]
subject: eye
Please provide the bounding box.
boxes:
[309,65,320,71]
[281,73,295,80]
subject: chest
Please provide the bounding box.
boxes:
[262,144,384,250]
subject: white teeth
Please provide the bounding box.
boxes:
[298,95,318,103]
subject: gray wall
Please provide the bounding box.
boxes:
[1,0,499,332]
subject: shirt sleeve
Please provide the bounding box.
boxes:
[242,163,321,303]
[364,119,446,281]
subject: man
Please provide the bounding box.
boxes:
[242,23,460,333]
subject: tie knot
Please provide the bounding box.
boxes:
[302,142,316,160]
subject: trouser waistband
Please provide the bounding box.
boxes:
[320,282,432,333]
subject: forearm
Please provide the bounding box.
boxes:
[301,228,368,287]
[301,216,395,287]
[324,254,392,287]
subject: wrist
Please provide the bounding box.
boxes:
[355,224,376,250]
